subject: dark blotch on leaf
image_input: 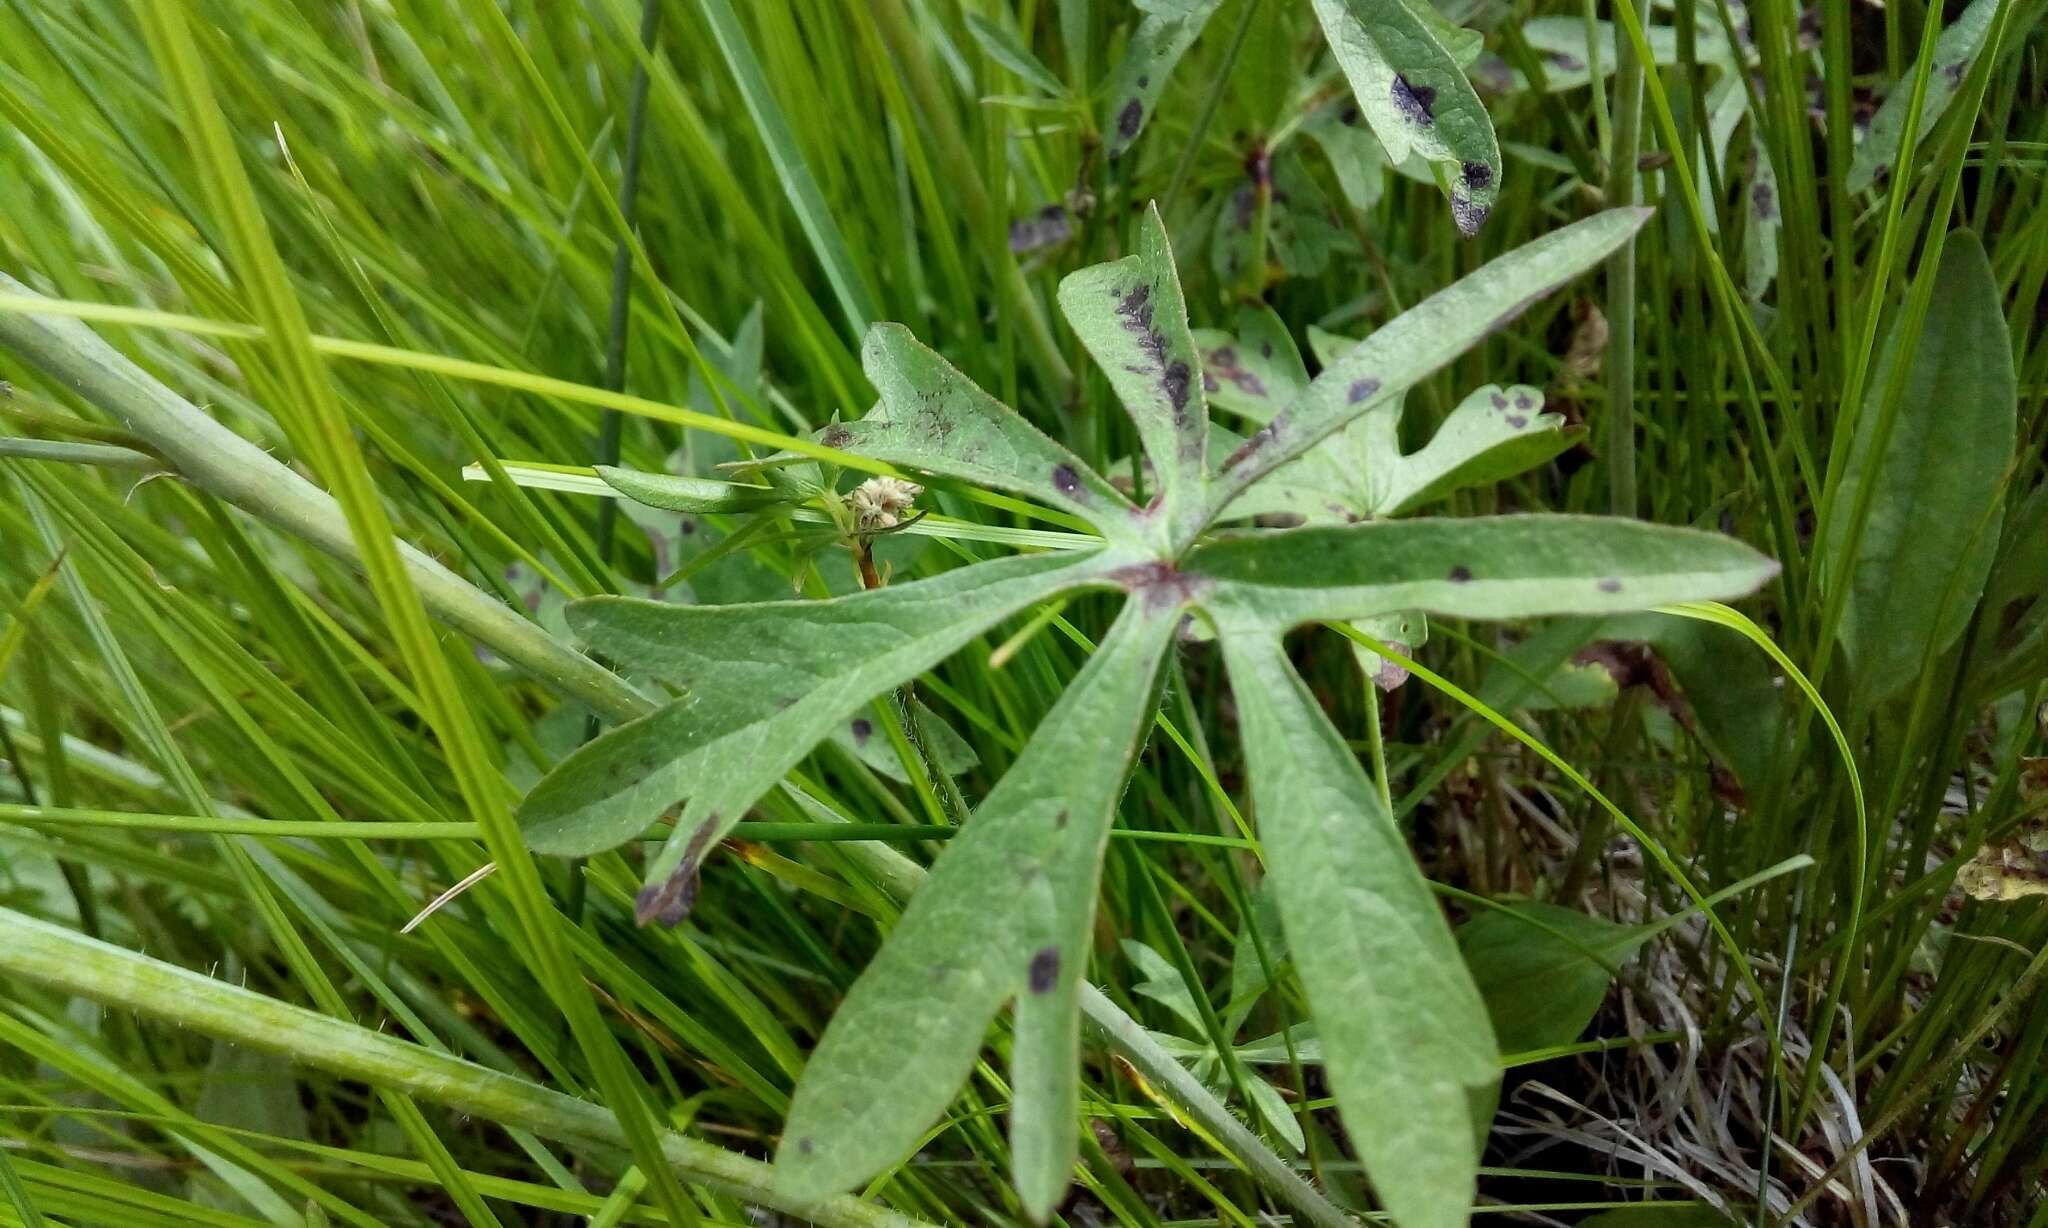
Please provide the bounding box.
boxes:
[1055,808,1069,830]
[1448,564,1474,583]
[1028,946,1061,994]
[1548,51,1585,71]
[1347,378,1382,404]
[634,817,722,928]
[1506,415,1528,428]
[1751,181,1778,221]
[635,864,700,928]
[1260,341,1273,358]
[1390,75,1437,126]
[1598,577,1623,593]
[1491,392,1509,409]
[1163,360,1193,416]
[819,424,853,449]
[798,1137,815,1156]
[1515,392,1534,410]
[1221,414,1284,471]
[1052,463,1081,496]
[1462,161,1493,189]
[1450,193,1491,239]
[1116,99,1144,141]
[850,717,874,744]
[1137,74,1150,89]
[1339,104,1361,126]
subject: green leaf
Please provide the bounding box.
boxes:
[1351,608,1428,691]
[1193,306,1310,424]
[1123,939,1209,1032]
[1102,0,1226,156]
[1510,19,1734,93]
[827,698,980,783]
[1219,629,1496,1228]
[1607,613,1789,794]
[776,603,1178,1219]
[1457,902,1653,1054]
[1847,0,1999,192]
[1058,204,1210,543]
[597,466,786,513]
[1374,384,1577,515]
[516,551,1100,868]
[965,12,1067,97]
[1304,104,1389,211]
[1743,124,1782,305]
[1821,232,2016,701]
[845,323,1136,533]
[1190,515,1779,629]
[1476,631,1622,712]
[1209,208,1650,505]
[1243,1074,1307,1154]
[1310,0,1501,235]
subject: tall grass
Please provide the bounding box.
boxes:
[1,2,2044,1226]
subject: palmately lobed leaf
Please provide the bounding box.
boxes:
[1219,629,1498,1228]
[1208,208,1650,509]
[843,323,1137,536]
[776,602,1180,1218]
[1374,383,1578,515]
[1193,305,1310,425]
[1058,204,1211,545]
[1190,514,1779,627]
[516,551,1107,887]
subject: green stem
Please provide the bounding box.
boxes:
[0,907,925,1228]
[1602,24,1644,517]
[0,275,649,721]
[0,437,158,469]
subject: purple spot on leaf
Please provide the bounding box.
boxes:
[1116,99,1144,141]
[1028,946,1060,993]
[1391,75,1437,126]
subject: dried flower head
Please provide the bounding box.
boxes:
[849,476,922,533]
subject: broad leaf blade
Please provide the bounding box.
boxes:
[1220,630,1496,1228]
[827,698,980,783]
[776,603,1178,1219]
[597,465,785,513]
[1510,19,1734,93]
[1190,515,1778,628]
[1059,204,1210,542]
[1376,383,1577,515]
[1847,0,1998,192]
[1102,0,1226,156]
[1458,902,1653,1054]
[848,323,1135,533]
[1821,231,2015,701]
[1194,306,1310,425]
[1310,0,1501,235]
[517,551,1101,872]
[1210,208,1650,504]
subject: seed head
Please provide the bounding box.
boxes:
[850,476,922,532]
